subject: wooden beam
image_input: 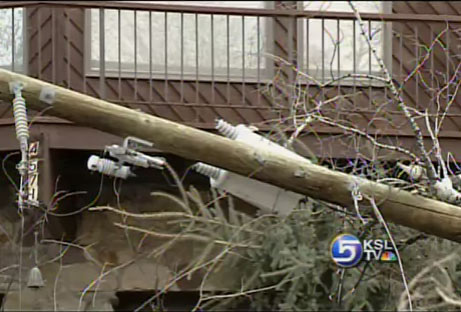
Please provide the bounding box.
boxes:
[3,1,461,23]
[1,68,461,242]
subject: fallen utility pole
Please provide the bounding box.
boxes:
[1,69,461,242]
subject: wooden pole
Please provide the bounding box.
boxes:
[1,69,461,242]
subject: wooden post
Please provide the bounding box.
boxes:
[1,68,461,242]
[37,132,68,239]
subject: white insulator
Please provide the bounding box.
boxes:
[397,162,426,181]
[433,176,461,203]
[87,155,133,179]
[215,119,238,140]
[216,119,310,164]
[193,162,221,180]
[12,93,29,152]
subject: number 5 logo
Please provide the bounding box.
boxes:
[330,234,363,268]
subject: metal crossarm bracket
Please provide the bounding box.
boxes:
[88,136,166,179]
[106,136,166,170]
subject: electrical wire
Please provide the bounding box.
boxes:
[38,150,109,217]
[40,174,105,217]
[1,151,20,192]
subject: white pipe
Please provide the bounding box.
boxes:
[87,155,134,179]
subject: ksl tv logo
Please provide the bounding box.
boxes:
[330,233,398,268]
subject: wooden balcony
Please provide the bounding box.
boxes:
[0,1,461,158]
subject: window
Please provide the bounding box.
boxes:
[298,1,391,83]
[0,8,25,72]
[86,1,274,81]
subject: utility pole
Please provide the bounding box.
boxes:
[1,68,461,242]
